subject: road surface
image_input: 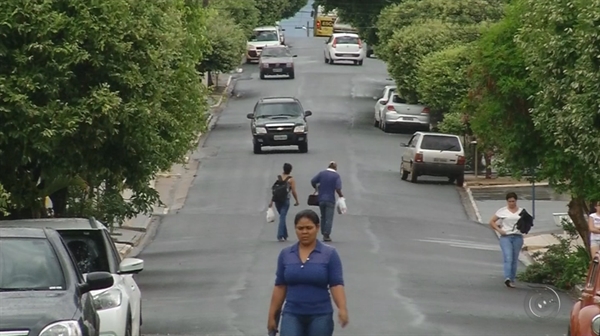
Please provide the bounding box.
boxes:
[136,36,573,336]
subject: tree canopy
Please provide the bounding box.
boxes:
[378,20,484,103]
[210,0,259,36]
[198,8,247,74]
[0,0,210,223]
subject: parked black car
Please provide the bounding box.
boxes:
[247,96,312,153]
[259,45,297,79]
[0,226,114,336]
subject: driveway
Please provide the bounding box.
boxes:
[135,35,573,335]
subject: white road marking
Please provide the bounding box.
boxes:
[416,238,500,251]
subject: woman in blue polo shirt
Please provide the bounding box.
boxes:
[267,209,349,335]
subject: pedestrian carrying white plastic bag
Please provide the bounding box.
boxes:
[266,207,276,223]
[336,197,347,214]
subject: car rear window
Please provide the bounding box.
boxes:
[60,230,111,274]
[420,135,461,151]
[335,36,359,44]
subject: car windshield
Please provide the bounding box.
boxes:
[251,30,278,42]
[334,36,359,44]
[0,237,66,291]
[256,102,303,118]
[261,48,291,57]
[420,135,462,151]
[60,230,111,274]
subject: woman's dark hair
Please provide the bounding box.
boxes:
[283,163,292,174]
[294,209,320,226]
[506,192,518,200]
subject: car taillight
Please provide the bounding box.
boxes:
[332,38,337,48]
[386,105,395,111]
[457,155,466,165]
[358,39,362,48]
[415,153,423,162]
[422,107,430,114]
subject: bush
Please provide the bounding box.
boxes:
[517,219,590,290]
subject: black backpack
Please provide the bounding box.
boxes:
[514,209,534,234]
[272,175,291,203]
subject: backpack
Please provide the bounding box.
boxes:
[272,175,291,203]
[514,209,534,234]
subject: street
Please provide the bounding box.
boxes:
[135,36,573,335]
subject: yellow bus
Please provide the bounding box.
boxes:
[312,5,337,37]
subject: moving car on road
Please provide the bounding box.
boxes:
[0,226,114,336]
[570,252,600,335]
[259,45,297,79]
[373,84,397,127]
[246,97,312,154]
[324,33,365,65]
[376,92,430,132]
[400,132,466,186]
[246,26,282,63]
[0,218,145,336]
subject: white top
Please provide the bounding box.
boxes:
[495,206,523,235]
[590,213,600,240]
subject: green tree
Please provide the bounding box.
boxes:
[378,20,484,103]
[514,0,600,246]
[377,0,505,49]
[314,0,396,45]
[254,0,288,26]
[198,8,247,75]
[0,184,10,217]
[0,0,210,225]
[416,43,473,123]
[210,0,259,35]
[282,0,308,19]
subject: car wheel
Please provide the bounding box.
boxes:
[448,177,456,184]
[374,118,379,127]
[456,174,464,187]
[259,72,265,80]
[357,60,363,65]
[324,55,329,63]
[298,142,308,153]
[253,143,262,154]
[410,167,418,183]
[329,53,334,64]
[289,71,295,79]
[245,58,252,64]
[401,165,409,180]
[125,312,133,336]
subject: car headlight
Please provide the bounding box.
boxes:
[40,320,82,336]
[247,44,255,50]
[255,127,267,134]
[593,314,600,335]
[294,125,305,133]
[93,288,122,310]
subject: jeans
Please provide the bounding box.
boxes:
[319,201,336,236]
[279,312,334,336]
[499,234,524,282]
[275,198,290,240]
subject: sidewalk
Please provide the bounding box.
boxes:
[462,175,582,264]
[111,71,237,258]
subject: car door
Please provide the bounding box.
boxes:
[103,230,142,330]
[402,133,419,171]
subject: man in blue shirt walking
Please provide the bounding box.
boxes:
[310,161,343,242]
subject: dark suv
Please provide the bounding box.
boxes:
[0,226,114,336]
[246,97,312,153]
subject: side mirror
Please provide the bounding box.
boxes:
[246,113,254,119]
[378,99,386,105]
[292,55,297,57]
[304,111,312,116]
[81,271,113,293]
[118,257,144,275]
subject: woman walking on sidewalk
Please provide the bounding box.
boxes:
[267,209,349,336]
[489,192,524,288]
[588,201,600,257]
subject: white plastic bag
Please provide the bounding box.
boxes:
[266,207,276,223]
[336,197,347,214]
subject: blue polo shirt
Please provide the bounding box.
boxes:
[274,240,344,315]
[310,169,342,204]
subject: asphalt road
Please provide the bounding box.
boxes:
[136,36,573,336]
